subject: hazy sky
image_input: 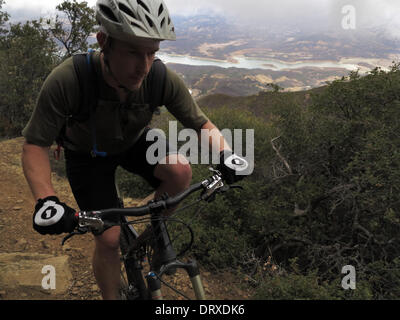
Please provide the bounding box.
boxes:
[3,0,400,38]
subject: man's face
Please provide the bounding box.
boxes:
[106,38,160,91]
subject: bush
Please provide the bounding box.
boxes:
[257,64,400,299]
[252,272,373,300]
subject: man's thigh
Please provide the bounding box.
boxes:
[64,149,121,213]
[119,128,179,189]
[65,128,179,210]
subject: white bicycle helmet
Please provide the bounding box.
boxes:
[96,0,176,42]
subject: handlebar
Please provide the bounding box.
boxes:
[64,169,242,242]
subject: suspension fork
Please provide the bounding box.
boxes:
[154,259,207,300]
[185,260,206,300]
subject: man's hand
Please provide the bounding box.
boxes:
[33,196,77,235]
[217,150,249,184]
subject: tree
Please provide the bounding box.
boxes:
[266,82,284,92]
[0,19,58,136]
[0,0,9,31]
[47,0,96,59]
[0,0,9,44]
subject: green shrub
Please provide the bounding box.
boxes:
[252,272,373,300]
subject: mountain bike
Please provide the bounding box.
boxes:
[61,168,243,300]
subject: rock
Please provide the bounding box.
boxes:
[13,207,22,211]
[41,240,50,249]
[0,252,72,295]
[16,239,28,251]
[62,244,72,252]
[39,288,52,295]
[71,287,80,295]
[75,281,84,287]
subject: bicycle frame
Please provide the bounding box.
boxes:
[65,170,242,300]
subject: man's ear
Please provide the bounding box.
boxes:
[96,31,107,51]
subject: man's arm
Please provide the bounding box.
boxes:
[21,141,56,201]
[198,120,249,184]
[197,120,232,154]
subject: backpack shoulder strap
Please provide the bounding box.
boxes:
[147,58,167,114]
[55,51,97,156]
[71,51,98,122]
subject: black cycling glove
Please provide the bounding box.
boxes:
[33,196,77,235]
[217,150,249,184]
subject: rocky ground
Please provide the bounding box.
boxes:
[0,137,252,300]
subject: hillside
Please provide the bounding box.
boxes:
[197,86,325,118]
[160,14,398,97]
[167,63,345,98]
[0,137,252,300]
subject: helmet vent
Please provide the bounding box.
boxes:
[118,3,136,19]
[99,4,119,23]
[145,14,154,28]
[158,4,164,16]
[160,17,165,28]
[131,21,147,33]
[137,0,150,13]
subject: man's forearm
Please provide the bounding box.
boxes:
[21,142,56,201]
[198,120,232,154]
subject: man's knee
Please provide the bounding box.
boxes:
[155,154,192,185]
[173,155,192,183]
[94,226,120,252]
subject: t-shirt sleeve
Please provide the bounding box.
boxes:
[162,68,209,131]
[22,58,79,147]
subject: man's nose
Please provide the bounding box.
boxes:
[137,54,153,74]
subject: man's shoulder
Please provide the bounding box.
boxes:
[39,56,79,99]
[36,55,82,118]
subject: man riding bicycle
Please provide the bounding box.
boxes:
[21,0,248,300]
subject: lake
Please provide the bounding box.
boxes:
[157,53,361,71]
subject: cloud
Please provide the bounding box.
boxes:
[327,0,400,39]
[165,0,400,37]
[165,0,331,24]
[2,0,97,22]
[3,0,400,39]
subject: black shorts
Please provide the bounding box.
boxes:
[65,127,177,222]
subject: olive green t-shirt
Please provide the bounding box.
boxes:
[22,51,209,155]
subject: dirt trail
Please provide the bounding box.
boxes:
[0,137,251,300]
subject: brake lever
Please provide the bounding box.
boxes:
[219,184,244,193]
[61,226,89,246]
